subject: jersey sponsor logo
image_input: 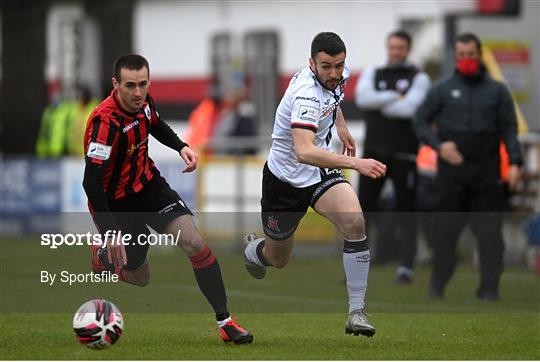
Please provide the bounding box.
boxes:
[143,104,151,120]
[298,105,319,122]
[87,142,112,160]
[127,136,148,155]
[320,92,344,118]
[321,102,337,118]
[122,120,139,133]
[295,96,320,104]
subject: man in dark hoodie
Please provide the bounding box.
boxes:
[413,33,523,301]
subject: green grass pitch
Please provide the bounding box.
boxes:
[1,238,539,359]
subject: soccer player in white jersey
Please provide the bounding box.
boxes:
[243,32,387,337]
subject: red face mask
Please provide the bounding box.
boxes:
[456,58,479,76]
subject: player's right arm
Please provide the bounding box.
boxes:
[82,115,126,267]
[292,128,386,179]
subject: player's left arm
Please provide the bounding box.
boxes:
[150,119,198,172]
[151,119,199,172]
[147,95,198,172]
[382,72,431,119]
[335,107,355,157]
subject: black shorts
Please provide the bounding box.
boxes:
[260,162,349,241]
[93,173,192,270]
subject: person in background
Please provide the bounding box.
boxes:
[36,91,77,157]
[183,83,225,155]
[413,33,522,301]
[211,86,258,155]
[355,30,431,283]
[68,86,100,156]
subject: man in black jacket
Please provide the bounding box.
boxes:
[413,33,522,300]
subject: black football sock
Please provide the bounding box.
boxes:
[189,245,229,321]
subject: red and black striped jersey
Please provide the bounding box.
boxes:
[84,89,161,200]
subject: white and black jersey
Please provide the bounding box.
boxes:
[267,65,350,187]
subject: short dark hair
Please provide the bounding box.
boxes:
[388,30,412,48]
[311,32,346,59]
[455,32,482,53]
[113,54,150,81]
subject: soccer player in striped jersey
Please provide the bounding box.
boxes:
[242,33,387,337]
[83,54,252,344]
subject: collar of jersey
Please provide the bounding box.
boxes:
[112,89,142,118]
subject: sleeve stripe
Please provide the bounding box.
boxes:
[90,115,101,142]
[105,120,118,149]
[291,122,318,132]
[86,116,104,165]
[291,121,317,129]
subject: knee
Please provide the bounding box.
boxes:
[179,234,205,255]
[340,213,366,239]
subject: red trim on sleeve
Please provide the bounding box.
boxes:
[291,122,318,132]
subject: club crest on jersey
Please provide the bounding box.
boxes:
[298,105,319,122]
[267,216,280,232]
[396,78,410,93]
[143,104,151,120]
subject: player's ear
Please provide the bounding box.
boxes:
[309,57,315,71]
[112,77,119,90]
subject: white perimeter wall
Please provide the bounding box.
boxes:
[133,0,474,78]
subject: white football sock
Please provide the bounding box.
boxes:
[343,236,370,314]
[217,316,231,328]
[244,238,266,266]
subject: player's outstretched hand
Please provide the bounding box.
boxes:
[355,158,387,179]
[180,146,198,173]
